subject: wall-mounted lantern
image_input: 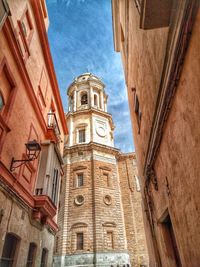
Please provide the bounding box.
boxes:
[10,140,41,172]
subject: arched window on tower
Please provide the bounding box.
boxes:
[94,94,97,107]
[81,93,88,105]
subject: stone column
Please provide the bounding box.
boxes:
[104,101,107,112]
[90,86,94,108]
[73,90,77,111]
[100,91,104,110]
[68,96,71,112]
[69,116,73,146]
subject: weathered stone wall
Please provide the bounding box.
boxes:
[0,187,54,267]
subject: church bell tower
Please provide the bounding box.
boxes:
[54,73,149,267]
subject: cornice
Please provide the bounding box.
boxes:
[67,76,105,95]
[144,0,198,189]
[116,152,136,161]
[64,142,136,163]
[66,107,115,129]
[66,107,112,119]
[64,141,120,157]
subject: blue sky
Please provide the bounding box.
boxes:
[46,0,134,152]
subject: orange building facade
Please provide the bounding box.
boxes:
[112,0,200,267]
[0,0,67,266]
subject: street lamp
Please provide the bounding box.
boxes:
[10,140,41,172]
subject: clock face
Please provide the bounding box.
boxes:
[96,126,106,137]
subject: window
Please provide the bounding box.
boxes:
[134,93,142,134]
[35,142,61,204]
[104,195,112,206]
[26,242,37,267]
[60,179,62,193]
[161,214,182,267]
[74,195,84,206]
[0,0,9,30]
[81,94,88,105]
[103,172,109,187]
[79,129,85,143]
[1,233,20,267]
[76,232,84,250]
[77,173,83,187]
[17,7,34,61]
[135,175,141,191]
[0,92,4,111]
[52,168,59,204]
[107,231,114,249]
[94,94,97,106]
[0,57,17,122]
[55,236,59,253]
[40,248,48,267]
[120,24,125,42]
[18,8,33,47]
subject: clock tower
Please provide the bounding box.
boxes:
[66,73,114,148]
[54,73,149,267]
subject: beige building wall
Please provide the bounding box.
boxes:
[112,0,200,266]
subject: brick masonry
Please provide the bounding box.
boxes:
[54,146,149,267]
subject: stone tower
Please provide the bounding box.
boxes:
[54,73,149,267]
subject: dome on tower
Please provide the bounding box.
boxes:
[67,73,105,95]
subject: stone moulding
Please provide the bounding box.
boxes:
[144,0,198,188]
[99,166,112,171]
[64,141,120,156]
[70,222,88,229]
[72,165,87,171]
[102,222,117,227]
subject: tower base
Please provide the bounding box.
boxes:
[53,251,130,267]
